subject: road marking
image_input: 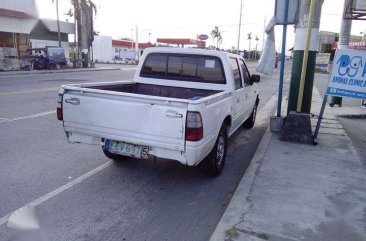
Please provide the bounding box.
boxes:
[0,110,56,123]
[0,161,113,226]
[0,88,58,96]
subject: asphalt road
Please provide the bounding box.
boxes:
[0,65,285,241]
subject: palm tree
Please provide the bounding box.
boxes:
[71,0,97,67]
[247,33,252,59]
[255,36,259,60]
[211,26,222,49]
[52,0,97,67]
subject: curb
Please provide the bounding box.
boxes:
[0,68,121,77]
[209,92,277,241]
[210,127,273,241]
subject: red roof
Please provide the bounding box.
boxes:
[157,38,198,45]
[0,8,35,18]
[112,39,153,49]
[156,38,206,48]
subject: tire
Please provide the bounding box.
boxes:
[55,64,61,70]
[243,100,258,129]
[102,149,126,161]
[199,125,227,177]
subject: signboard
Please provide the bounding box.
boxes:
[354,0,366,11]
[198,34,208,41]
[0,48,17,58]
[327,49,366,99]
[47,47,65,58]
[275,0,300,24]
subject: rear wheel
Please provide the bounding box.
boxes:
[102,149,126,161]
[199,125,227,177]
[243,100,258,129]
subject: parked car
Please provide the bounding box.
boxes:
[26,46,67,70]
[57,48,260,176]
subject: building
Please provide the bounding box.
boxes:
[0,0,38,60]
[92,36,112,63]
[112,39,153,60]
[30,19,74,58]
[319,30,362,53]
[92,36,153,63]
[0,0,74,70]
[156,38,206,48]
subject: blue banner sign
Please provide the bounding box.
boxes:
[327,49,366,99]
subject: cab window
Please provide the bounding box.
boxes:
[230,58,243,90]
[240,59,251,86]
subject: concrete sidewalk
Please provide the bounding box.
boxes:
[210,87,366,241]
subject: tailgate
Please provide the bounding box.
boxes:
[62,90,188,151]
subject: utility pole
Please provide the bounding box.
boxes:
[135,25,139,61]
[261,17,266,52]
[56,0,61,47]
[237,0,243,54]
[287,0,324,114]
[329,0,352,107]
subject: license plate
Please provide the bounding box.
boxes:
[105,140,149,159]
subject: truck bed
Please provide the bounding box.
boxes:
[85,83,221,100]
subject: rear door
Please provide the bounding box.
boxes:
[239,59,256,119]
[62,90,188,151]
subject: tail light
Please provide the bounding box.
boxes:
[57,94,63,121]
[186,111,203,141]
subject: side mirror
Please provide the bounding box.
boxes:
[251,74,260,83]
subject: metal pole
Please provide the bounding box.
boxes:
[287,0,323,114]
[135,25,139,61]
[330,0,352,107]
[296,0,317,112]
[261,17,266,52]
[313,94,328,139]
[277,0,289,117]
[237,0,243,54]
[56,0,61,47]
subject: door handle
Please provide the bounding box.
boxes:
[165,111,183,118]
[65,98,80,105]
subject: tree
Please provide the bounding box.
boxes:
[72,0,97,67]
[211,26,222,49]
[247,33,252,59]
[52,0,97,67]
[255,36,259,60]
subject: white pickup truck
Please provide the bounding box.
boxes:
[57,48,260,176]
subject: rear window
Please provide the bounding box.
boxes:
[140,53,226,84]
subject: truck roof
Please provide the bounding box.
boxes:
[143,47,241,59]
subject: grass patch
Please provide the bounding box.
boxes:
[225,228,239,240]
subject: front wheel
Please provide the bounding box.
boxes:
[199,125,227,177]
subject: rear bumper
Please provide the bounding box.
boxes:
[65,129,217,166]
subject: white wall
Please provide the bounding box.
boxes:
[0,16,37,34]
[92,36,113,63]
[0,0,38,17]
[29,39,70,59]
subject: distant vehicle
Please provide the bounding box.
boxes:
[57,48,260,176]
[25,46,67,70]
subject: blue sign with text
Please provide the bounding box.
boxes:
[327,49,366,99]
